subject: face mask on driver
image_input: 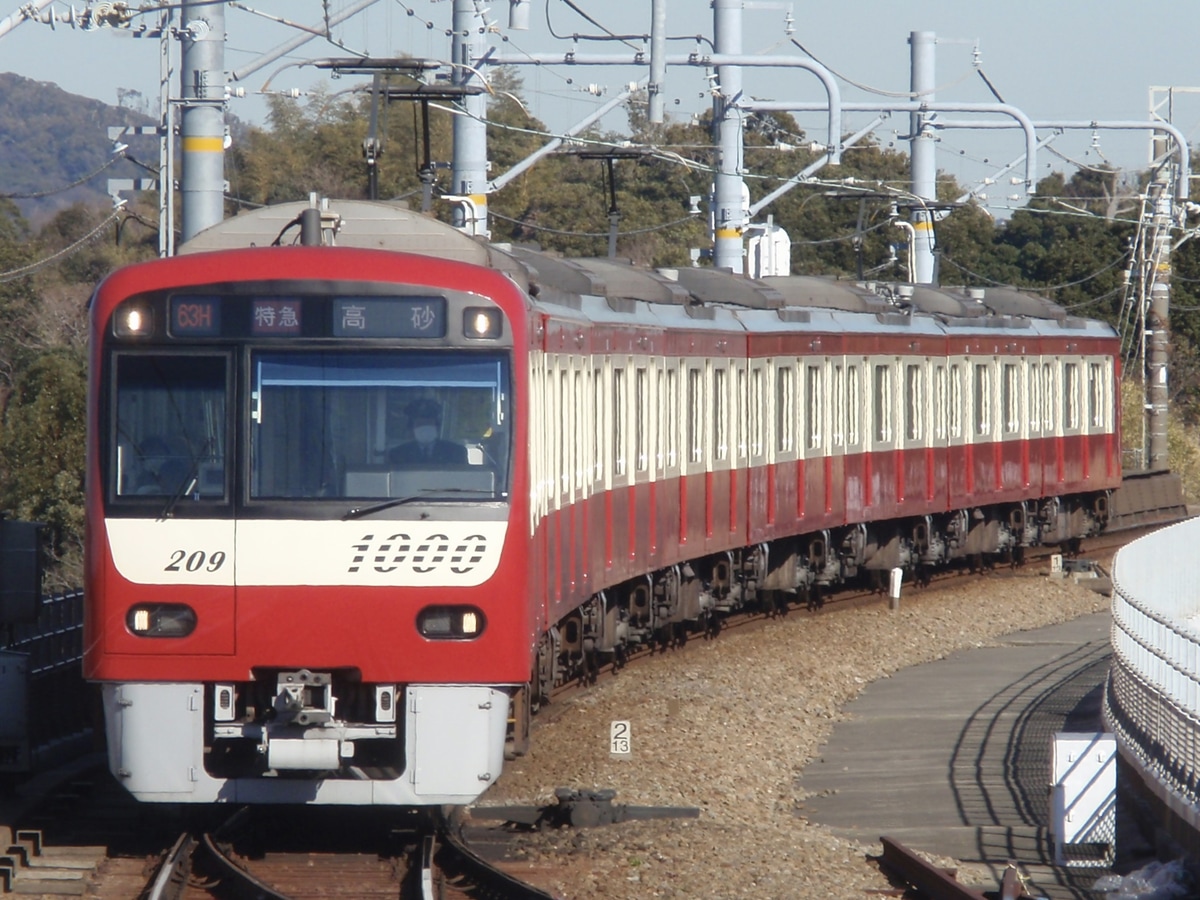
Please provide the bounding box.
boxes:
[414,424,438,444]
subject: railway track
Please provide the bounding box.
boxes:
[1,768,560,899]
[0,519,1173,899]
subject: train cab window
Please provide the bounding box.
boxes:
[973,364,992,437]
[251,350,510,501]
[806,364,823,450]
[1063,362,1081,430]
[873,364,892,443]
[111,353,228,502]
[905,364,923,442]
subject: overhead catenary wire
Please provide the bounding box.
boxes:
[0,209,122,283]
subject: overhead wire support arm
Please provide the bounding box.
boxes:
[489,81,647,192]
[931,119,1191,201]
[486,52,844,163]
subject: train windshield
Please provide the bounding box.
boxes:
[111,353,229,501]
[250,350,511,501]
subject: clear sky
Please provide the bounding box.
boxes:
[3,0,1199,216]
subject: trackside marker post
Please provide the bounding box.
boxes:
[610,720,631,758]
[889,567,903,611]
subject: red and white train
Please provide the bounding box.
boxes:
[85,199,1120,805]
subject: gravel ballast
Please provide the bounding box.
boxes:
[472,569,1111,898]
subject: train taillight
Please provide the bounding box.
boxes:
[126,603,196,637]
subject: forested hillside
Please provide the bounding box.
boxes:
[1,70,1197,587]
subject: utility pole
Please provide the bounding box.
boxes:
[1145,148,1174,470]
[909,31,937,284]
[450,0,490,237]
[712,0,746,273]
[648,0,667,124]
[179,0,226,243]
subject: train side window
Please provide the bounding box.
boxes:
[575,369,586,491]
[948,364,963,440]
[687,367,703,465]
[1042,362,1055,432]
[776,364,794,453]
[750,365,765,457]
[613,367,626,478]
[665,367,678,469]
[559,368,569,497]
[1063,362,1080,431]
[905,363,923,442]
[1028,362,1041,435]
[713,366,728,461]
[635,367,648,472]
[593,366,604,484]
[1088,362,1104,429]
[1002,363,1020,435]
[933,365,947,441]
[735,364,747,459]
[873,363,892,443]
[973,363,992,437]
[806,364,823,450]
[831,364,844,448]
[847,365,861,447]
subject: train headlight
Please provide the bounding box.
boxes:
[114,302,154,338]
[463,307,502,340]
[417,605,486,639]
[126,603,197,637]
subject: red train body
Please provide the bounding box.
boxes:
[84,200,1120,805]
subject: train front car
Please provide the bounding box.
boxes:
[84,246,531,805]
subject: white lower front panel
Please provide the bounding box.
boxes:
[102,682,509,805]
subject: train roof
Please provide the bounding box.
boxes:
[179,198,1108,335]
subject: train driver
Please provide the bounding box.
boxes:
[388,397,469,466]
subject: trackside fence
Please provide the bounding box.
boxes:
[0,590,91,773]
[1105,518,1200,832]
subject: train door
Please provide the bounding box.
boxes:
[867,356,898,517]
[998,359,1025,497]
[706,359,730,551]
[660,360,680,565]
[800,358,822,527]
[746,359,769,541]
[842,360,867,523]
[1060,358,1084,486]
[1026,356,1044,498]
[729,359,748,547]
[681,360,706,548]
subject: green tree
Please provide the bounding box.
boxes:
[0,348,87,589]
